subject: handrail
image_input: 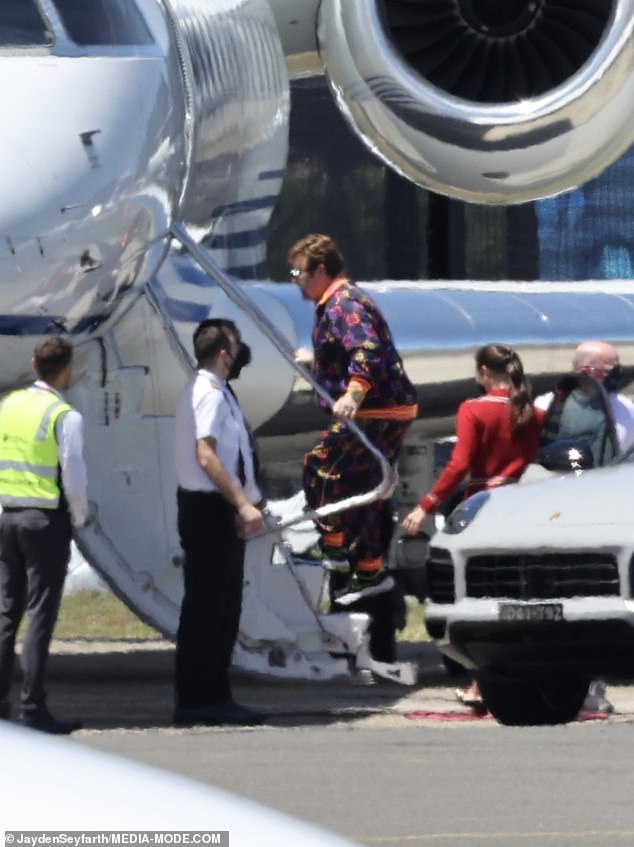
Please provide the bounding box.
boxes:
[170,222,396,531]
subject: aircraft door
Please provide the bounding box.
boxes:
[69,295,189,636]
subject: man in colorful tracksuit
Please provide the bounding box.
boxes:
[0,337,87,733]
[289,234,418,606]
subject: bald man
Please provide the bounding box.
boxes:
[536,340,634,454]
[535,340,634,715]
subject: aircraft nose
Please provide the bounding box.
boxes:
[0,53,187,325]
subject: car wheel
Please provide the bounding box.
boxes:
[478,676,589,726]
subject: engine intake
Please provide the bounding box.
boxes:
[318,0,634,203]
[381,0,611,103]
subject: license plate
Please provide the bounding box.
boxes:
[498,602,564,622]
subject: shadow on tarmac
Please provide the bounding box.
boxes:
[9,640,461,731]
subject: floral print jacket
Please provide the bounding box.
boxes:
[312,277,418,421]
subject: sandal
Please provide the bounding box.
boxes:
[455,687,486,709]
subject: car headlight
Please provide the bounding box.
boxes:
[443,491,490,535]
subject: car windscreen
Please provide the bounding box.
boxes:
[0,0,52,46]
[53,0,154,46]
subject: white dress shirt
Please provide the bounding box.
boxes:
[175,369,261,503]
[610,393,634,452]
[31,381,88,527]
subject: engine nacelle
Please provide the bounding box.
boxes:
[314,0,634,204]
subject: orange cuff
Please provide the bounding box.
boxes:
[324,531,345,549]
[357,556,384,573]
[347,378,370,397]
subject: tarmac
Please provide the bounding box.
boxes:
[36,639,634,731]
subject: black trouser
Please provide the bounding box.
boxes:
[175,489,245,709]
[328,570,406,664]
[0,508,71,713]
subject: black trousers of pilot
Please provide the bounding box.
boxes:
[175,489,245,709]
[0,508,72,714]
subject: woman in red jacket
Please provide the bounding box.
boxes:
[401,343,544,706]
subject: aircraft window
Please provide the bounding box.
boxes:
[53,0,154,46]
[0,1,52,46]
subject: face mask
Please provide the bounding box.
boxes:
[228,342,251,381]
[603,364,622,393]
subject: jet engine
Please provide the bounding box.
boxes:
[275,0,634,203]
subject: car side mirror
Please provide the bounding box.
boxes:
[537,438,595,473]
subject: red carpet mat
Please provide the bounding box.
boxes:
[576,710,612,721]
[405,710,612,722]
[405,710,492,721]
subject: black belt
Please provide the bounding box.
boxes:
[177,487,224,497]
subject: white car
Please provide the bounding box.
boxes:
[0,722,361,845]
[424,376,634,726]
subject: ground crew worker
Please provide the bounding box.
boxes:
[0,337,87,734]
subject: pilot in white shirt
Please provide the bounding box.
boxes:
[173,318,265,728]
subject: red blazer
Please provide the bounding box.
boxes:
[420,389,545,514]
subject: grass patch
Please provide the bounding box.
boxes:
[51,590,162,640]
[397,596,430,642]
[48,589,428,642]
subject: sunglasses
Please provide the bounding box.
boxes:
[289,268,306,279]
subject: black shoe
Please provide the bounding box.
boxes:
[225,702,266,725]
[20,708,83,735]
[294,542,350,572]
[0,702,10,721]
[173,701,265,727]
[334,569,395,606]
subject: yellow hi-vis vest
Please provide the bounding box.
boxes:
[0,388,72,509]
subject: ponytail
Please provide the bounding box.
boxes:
[476,344,534,430]
[505,351,534,430]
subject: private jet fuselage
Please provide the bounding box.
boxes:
[5,0,634,679]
